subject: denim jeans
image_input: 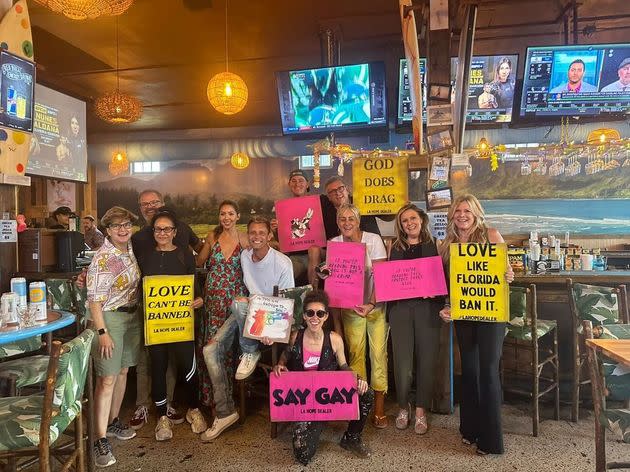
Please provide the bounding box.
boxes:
[202,301,259,417]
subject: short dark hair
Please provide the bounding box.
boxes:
[150,207,178,229]
[569,59,586,70]
[247,216,271,233]
[303,290,330,312]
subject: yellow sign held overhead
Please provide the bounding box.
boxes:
[352,156,409,215]
[143,274,195,345]
[450,243,509,322]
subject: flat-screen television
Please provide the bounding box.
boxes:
[520,43,630,118]
[397,58,427,125]
[452,54,519,123]
[26,84,88,182]
[276,62,387,135]
[0,50,35,132]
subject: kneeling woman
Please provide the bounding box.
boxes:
[139,208,207,441]
[273,290,373,466]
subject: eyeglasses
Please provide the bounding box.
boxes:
[139,200,162,208]
[154,226,175,234]
[304,309,327,319]
[326,185,346,196]
[109,222,132,231]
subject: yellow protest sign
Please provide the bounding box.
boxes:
[143,274,195,345]
[352,156,408,215]
[450,243,509,322]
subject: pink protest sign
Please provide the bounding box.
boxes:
[373,256,448,302]
[269,371,359,422]
[276,195,326,253]
[325,241,365,308]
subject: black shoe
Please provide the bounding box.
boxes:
[339,433,371,459]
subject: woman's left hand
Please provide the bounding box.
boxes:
[353,304,373,317]
[192,297,204,309]
[357,378,368,395]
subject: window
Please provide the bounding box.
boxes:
[299,154,332,169]
[131,161,161,174]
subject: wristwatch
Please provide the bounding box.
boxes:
[97,328,108,336]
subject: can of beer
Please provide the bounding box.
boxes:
[10,277,27,310]
[0,292,18,324]
[29,281,48,322]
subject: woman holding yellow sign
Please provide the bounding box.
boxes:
[438,194,513,456]
[138,208,207,442]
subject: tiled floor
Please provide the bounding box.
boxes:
[97,400,628,472]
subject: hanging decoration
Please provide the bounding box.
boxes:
[109,150,129,176]
[230,152,250,170]
[34,0,134,20]
[94,16,143,124]
[207,0,248,115]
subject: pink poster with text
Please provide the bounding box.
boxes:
[373,256,448,302]
[326,241,365,309]
[276,195,326,253]
[270,371,359,422]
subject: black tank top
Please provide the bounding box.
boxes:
[286,329,338,372]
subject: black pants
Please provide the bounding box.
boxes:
[389,299,441,409]
[148,341,198,417]
[292,388,374,465]
[455,320,505,454]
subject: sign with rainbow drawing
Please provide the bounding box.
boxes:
[243,294,294,343]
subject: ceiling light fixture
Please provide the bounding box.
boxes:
[34,0,134,20]
[109,150,129,176]
[94,16,143,124]
[207,0,248,115]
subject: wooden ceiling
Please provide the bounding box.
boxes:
[28,0,630,136]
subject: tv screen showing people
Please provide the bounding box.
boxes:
[26,84,88,182]
[520,43,630,117]
[276,62,387,135]
[397,58,427,125]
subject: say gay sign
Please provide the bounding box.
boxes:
[450,243,509,322]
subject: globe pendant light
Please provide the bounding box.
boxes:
[207,0,248,115]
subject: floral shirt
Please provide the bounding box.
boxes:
[86,238,140,312]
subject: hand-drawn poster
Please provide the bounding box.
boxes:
[243,294,294,343]
[275,195,326,253]
[325,241,365,308]
[373,256,447,302]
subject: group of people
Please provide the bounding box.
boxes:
[84,170,514,468]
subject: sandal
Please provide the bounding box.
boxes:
[395,408,409,430]
[372,414,388,429]
[462,437,475,445]
[414,415,428,435]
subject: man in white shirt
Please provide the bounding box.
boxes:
[601,58,630,92]
[201,216,294,441]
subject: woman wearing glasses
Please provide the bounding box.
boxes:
[273,290,373,466]
[87,207,142,468]
[137,208,207,441]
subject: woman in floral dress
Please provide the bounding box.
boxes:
[196,200,249,406]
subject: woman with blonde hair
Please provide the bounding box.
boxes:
[388,204,443,434]
[438,194,513,455]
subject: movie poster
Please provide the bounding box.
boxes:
[0,50,34,132]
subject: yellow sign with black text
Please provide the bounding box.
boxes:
[450,243,509,322]
[143,274,194,345]
[352,156,408,215]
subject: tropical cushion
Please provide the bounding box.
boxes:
[506,319,557,342]
[278,285,313,329]
[571,283,620,330]
[0,337,42,359]
[0,329,94,451]
[594,324,630,401]
[600,408,630,444]
[0,355,49,389]
[46,279,74,311]
[594,324,630,340]
[508,286,527,324]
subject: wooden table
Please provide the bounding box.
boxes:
[585,339,630,367]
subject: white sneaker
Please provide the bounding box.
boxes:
[186,408,208,434]
[235,351,261,380]
[155,415,173,442]
[200,411,239,442]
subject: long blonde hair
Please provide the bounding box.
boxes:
[392,203,433,252]
[438,194,488,262]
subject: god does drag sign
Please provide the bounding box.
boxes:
[450,243,509,322]
[143,275,195,345]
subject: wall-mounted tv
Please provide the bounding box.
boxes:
[276,62,387,135]
[520,43,630,118]
[0,50,35,133]
[452,54,518,123]
[26,84,88,182]
[397,58,427,125]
